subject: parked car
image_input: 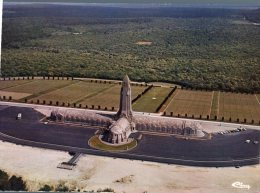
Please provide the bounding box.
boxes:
[16,113,22,120]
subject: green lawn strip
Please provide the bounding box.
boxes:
[73,84,115,104]
[0,80,35,90]
[210,91,220,119]
[131,85,149,102]
[89,135,137,152]
[157,87,178,113]
[164,89,212,118]
[133,87,172,113]
[20,80,79,102]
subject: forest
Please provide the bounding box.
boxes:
[1,4,260,92]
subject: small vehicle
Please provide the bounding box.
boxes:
[253,141,259,144]
[245,140,250,143]
[16,113,22,120]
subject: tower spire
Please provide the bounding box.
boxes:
[117,75,133,120]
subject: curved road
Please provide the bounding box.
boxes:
[0,105,259,167]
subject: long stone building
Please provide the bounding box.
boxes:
[50,75,204,145]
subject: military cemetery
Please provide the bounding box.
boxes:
[0,77,260,125]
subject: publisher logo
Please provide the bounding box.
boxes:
[232,181,250,190]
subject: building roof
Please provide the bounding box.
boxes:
[51,109,112,122]
[110,117,130,135]
[134,115,203,131]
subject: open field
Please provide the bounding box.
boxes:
[0,80,33,90]
[0,79,147,109]
[210,91,220,119]
[80,85,120,109]
[32,81,111,104]
[132,86,172,113]
[81,85,147,110]
[165,90,260,124]
[0,79,260,124]
[165,89,213,118]
[131,85,148,99]
[0,91,31,100]
[218,93,260,124]
[4,79,75,96]
[157,87,178,113]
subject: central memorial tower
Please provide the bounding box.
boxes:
[116,75,133,120]
[107,75,136,144]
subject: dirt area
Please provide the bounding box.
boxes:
[149,82,179,87]
[0,91,31,100]
[0,141,259,193]
[135,41,152,45]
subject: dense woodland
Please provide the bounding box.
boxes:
[1,5,260,92]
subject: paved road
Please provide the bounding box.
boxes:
[0,105,259,167]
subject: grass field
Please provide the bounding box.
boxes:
[0,91,31,100]
[132,87,172,113]
[157,87,178,113]
[0,80,33,90]
[80,85,120,109]
[165,89,213,118]
[88,135,137,152]
[210,91,220,119]
[131,86,148,100]
[81,85,147,109]
[4,80,75,95]
[33,81,111,104]
[218,93,260,124]
[1,79,260,125]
